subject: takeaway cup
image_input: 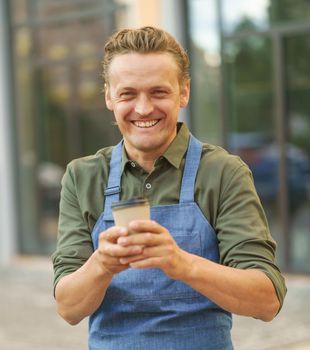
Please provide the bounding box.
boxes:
[111,198,150,228]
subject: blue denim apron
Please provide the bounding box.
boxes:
[89,135,233,350]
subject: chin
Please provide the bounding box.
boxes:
[126,133,172,154]
[135,143,159,152]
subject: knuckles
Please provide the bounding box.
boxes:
[144,232,154,242]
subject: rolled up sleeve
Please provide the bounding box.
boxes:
[52,162,94,293]
[216,160,287,309]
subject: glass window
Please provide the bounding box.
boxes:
[11,0,124,254]
[187,0,310,273]
[269,0,310,25]
[187,0,221,144]
[222,0,310,35]
[285,32,310,272]
[223,35,285,263]
[223,36,274,134]
[222,0,269,34]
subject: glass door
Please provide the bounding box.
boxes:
[10,0,124,254]
[284,32,310,272]
[223,29,310,272]
[222,34,285,263]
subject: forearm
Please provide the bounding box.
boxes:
[55,251,113,325]
[181,252,280,321]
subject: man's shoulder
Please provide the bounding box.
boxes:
[195,142,252,211]
[200,142,246,171]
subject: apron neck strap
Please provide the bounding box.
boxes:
[103,140,123,220]
[179,135,203,203]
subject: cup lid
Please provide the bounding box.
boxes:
[111,197,149,210]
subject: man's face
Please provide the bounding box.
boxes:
[105,52,190,160]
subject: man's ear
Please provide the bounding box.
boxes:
[180,79,190,108]
[105,84,113,111]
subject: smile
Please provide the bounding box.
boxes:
[132,119,160,128]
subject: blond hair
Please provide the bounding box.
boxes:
[102,26,190,85]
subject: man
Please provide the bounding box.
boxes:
[52,26,286,350]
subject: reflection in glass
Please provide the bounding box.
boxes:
[11,0,28,23]
[187,0,221,144]
[285,33,310,272]
[269,0,310,25]
[223,35,285,263]
[187,0,310,273]
[222,0,310,34]
[224,36,273,134]
[11,0,122,254]
[222,0,269,34]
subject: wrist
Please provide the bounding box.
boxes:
[176,250,197,282]
[91,250,114,278]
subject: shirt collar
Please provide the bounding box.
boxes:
[121,122,190,172]
[162,122,189,169]
[121,144,131,173]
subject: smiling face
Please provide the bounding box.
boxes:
[105,52,190,163]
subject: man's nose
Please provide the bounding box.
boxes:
[134,94,154,116]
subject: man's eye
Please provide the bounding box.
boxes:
[121,92,134,96]
[153,90,167,96]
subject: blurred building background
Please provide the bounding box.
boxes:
[0,0,309,276]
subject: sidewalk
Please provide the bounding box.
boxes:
[232,274,310,350]
[0,257,310,350]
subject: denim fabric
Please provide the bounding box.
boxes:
[89,135,233,349]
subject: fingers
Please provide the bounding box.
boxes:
[117,232,163,247]
[99,226,128,244]
[98,226,144,257]
[106,242,143,257]
[117,220,167,247]
[119,245,165,265]
[128,220,163,234]
[119,253,145,265]
[95,221,178,276]
[99,238,143,258]
[129,257,163,269]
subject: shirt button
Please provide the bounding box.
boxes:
[130,161,136,167]
[145,183,152,190]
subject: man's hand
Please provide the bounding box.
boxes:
[96,225,144,275]
[116,220,280,321]
[116,220,189,280]
[55,225,145,325]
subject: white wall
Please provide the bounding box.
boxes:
[0,0,18,265]
[160,0,187,45]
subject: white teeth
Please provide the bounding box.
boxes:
[133,120,159,128]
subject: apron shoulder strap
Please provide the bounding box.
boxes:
[179,135,203,203]
[103,140,123,220]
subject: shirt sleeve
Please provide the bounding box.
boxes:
[51,162,94,293]
[216,158,287,309]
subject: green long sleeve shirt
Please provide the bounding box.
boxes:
[52,122,286,307]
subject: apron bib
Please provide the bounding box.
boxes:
[89,135,233,350]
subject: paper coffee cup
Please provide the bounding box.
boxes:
[111,197,150,227]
